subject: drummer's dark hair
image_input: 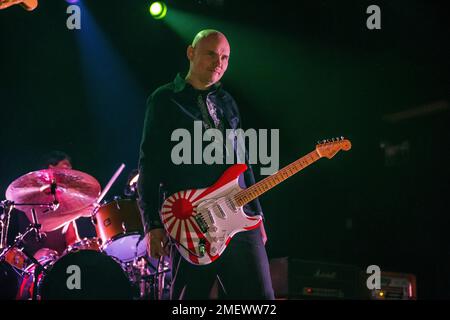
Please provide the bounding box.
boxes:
[41,150,72,168]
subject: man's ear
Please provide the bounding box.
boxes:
[187,45,194,61]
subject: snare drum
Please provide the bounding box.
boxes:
[93,199,147,262]
[3,247,29,271]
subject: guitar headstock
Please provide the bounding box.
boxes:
[0,0,38,11]
[316,137,352,159]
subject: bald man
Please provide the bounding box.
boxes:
[138,30,274,299]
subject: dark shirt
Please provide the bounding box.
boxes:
[137,73,263,233]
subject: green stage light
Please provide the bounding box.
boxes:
[149,2,167,20]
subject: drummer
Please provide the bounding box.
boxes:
[6,151,94,258]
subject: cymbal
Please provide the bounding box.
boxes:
[5,169,101,232]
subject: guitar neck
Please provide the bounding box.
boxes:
[233,150,321,207]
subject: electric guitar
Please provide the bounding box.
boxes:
[161,137,352,265]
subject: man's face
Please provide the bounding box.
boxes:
[188,34,230,87]
[49,159,72,169]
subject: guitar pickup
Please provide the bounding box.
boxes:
[194,215,209,233]
[215,205,226,218]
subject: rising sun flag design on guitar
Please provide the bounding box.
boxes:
[161,138,352,265]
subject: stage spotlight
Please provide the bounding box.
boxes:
[149,1,167,20]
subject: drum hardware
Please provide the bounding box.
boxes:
[2,167,103,299]
[0,206,49,300]
[156,256,171,300]
[2,165,174,300]
[1,202,50,264]
[124,171,139,197]
[127,255,153,299]
[122,254,171,300]
[1,199,55,250]
[1,200,14,250]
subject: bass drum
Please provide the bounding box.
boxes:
[19,250,136,300]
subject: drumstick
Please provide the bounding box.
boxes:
[95,163,126,206]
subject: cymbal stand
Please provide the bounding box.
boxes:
[1,199,57,253]
[0,200,14,251]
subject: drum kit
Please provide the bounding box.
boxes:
[0,167,170,300]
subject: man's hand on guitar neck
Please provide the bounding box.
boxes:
[0,0,38,11]
[145,228,170,259]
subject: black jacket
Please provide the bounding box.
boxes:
[137,74,263,233]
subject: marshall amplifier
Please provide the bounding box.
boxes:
[369,271,417,300]
[270,257,366,299]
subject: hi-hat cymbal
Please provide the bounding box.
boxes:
[5,169,101,232]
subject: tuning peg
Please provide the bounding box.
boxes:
[340,136,344,140]
[317,140,321,145]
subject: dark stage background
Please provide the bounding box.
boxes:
[1,0,449,298]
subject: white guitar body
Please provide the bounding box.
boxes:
[161,164,262,265]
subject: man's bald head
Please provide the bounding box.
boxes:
[185,29,231,90]
[191,29,227,48]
